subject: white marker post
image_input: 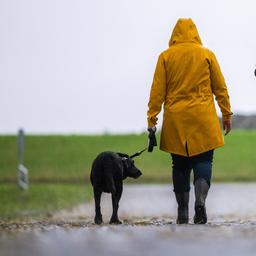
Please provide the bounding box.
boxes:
[18,129,29,190]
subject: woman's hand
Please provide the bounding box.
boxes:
[147,126,157,132]
[222,119,232,136]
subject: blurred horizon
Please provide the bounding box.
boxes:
[1,0,256,134]
[0,114,256,135]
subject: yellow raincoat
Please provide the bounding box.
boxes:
[147,18,232,156]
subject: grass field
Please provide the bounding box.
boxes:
[0,184,92,220]
[0,130,256,183]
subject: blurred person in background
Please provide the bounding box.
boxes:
[147,18,232,224]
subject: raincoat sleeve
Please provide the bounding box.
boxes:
[147,54,167,127]
[209,52,233,121]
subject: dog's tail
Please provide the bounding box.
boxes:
[104,172,116,194]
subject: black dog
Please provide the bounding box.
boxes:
[90,151,142,224]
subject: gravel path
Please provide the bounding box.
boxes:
[1,183,256,256]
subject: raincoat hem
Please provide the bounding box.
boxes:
[160,143,224,157]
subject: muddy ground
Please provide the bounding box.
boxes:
[1,183,256,256]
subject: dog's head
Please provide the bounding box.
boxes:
[117,153,142,179]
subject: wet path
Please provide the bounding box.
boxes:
[1,184,256,256]
[55,183,256,221]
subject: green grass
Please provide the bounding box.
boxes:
[212,130,256,181]
[0,184,92,220]
[0,130,256,183]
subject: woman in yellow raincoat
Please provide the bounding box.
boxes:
[147,18,232,224]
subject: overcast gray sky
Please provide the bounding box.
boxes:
[0,0,255,134]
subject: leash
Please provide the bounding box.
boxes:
[129,129,158,158]
[129,147,147,159]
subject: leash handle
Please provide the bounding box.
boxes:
[148,129,157,152]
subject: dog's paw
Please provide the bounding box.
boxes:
[109,218,122,225]
[94,216,103,225]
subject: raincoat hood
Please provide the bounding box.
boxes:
[169,18,202,46]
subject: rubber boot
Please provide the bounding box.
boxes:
[175,192,189,224]
[194,178,209,224]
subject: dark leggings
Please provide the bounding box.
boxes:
[171,150,214,193]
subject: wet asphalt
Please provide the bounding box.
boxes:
[1,184,256,256]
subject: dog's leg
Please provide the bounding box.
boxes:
[110,185,123,224]
[94,188,103,224]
